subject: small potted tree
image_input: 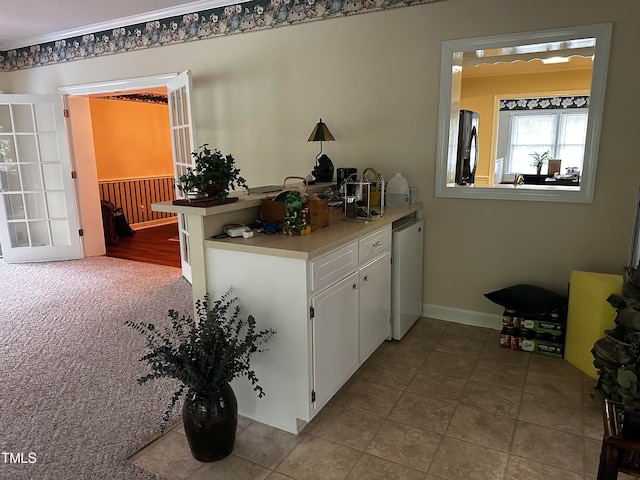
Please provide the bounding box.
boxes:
[175,144,249,203]
[125,289,275,462]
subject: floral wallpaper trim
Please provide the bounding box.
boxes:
[499,95,590,111]
[0,0,445,72]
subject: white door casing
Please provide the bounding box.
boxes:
[59,72,194,281]
[0,95,82,263]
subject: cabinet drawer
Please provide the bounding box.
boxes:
[310,242,358,293]
[358,225,391,265]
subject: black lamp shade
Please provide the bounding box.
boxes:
[307,119,335,142]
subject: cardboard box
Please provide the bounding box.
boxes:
[500,327,565,358]
[502,309,566,335]
[523,338,565,357]
[521,318,565,335]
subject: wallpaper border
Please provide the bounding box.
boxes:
[0,0,444,72]
[499,95,590,111]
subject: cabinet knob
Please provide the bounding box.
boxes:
[363,275,369,282]
[372,241,382,247]
[352,283,358,289]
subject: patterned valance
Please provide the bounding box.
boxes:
[499,95,590,111]
[0,0,445,72]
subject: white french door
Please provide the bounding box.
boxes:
[167,71,196,282]
[0,95,81,263]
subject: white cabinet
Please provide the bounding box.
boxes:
[310,225,391,414]
[358,251,391,363]
[310,241,358,293]
[311,272,359,411]
[206,224,393,433]
[358,225,392,265]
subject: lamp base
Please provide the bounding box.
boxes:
[313,154,334,183]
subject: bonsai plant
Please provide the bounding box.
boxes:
[529,150,549,176]
[175,144,249,200]
[125,289,275,461]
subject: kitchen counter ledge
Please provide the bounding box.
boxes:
[205,203,422,260]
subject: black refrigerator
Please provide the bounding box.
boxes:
[455,109,479,185]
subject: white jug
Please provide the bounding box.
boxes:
[386,173,409,207]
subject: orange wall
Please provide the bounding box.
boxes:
[90,98,173,181]
[460,68,592,184]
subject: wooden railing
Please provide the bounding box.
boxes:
[98,176,176,226]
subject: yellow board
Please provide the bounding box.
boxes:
[565,271,623,379]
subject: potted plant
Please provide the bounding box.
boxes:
[175,144,249,201]
[529,150,549,176]
[125,289,275,462]
[591,264,640,402]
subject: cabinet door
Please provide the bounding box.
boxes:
[311,272,359,412]
[359,251,391,363]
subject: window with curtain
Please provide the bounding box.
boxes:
[506,109,589,175]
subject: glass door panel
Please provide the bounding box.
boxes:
[4,193,25,219]
[0,94,81,262]
[19,163,43,190]
[167,71,195,283]
[12,105,36,132]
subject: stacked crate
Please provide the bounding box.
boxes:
[499,309,566,358]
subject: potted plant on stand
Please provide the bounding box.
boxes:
[125,289,275,462]
[175,144,249,203]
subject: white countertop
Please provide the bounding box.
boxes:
[152,182,335,216]
[205,203,423,260]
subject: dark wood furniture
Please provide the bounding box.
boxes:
[598,398,640,479]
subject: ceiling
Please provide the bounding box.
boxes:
[462,55,593,78]
[0,0,235,50]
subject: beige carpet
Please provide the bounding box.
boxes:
[0,256,193,479]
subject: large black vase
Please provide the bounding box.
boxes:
[182,384,238,462]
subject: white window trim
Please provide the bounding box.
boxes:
[434,22,612,203]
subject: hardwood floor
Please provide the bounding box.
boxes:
[106,222,181,268]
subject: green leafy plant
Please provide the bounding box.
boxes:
[175,144,248,199]
[529,150,549,173]
[592,263,640,402]
[608,264,640,310]
[593,359,638,401]
[125,289,275,429]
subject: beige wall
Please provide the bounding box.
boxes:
[1,0,638,318]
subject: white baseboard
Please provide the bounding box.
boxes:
[422,303,503,330]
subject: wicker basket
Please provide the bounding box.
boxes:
[260,177,329,232]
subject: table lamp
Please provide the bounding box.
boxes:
[307,118,335,182]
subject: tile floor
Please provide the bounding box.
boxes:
[129,318,624,480]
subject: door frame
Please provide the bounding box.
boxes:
[59,73,190,272]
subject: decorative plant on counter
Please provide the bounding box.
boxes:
[529,150,549,176]
[175,144,249,200]
[125,289,275,461]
